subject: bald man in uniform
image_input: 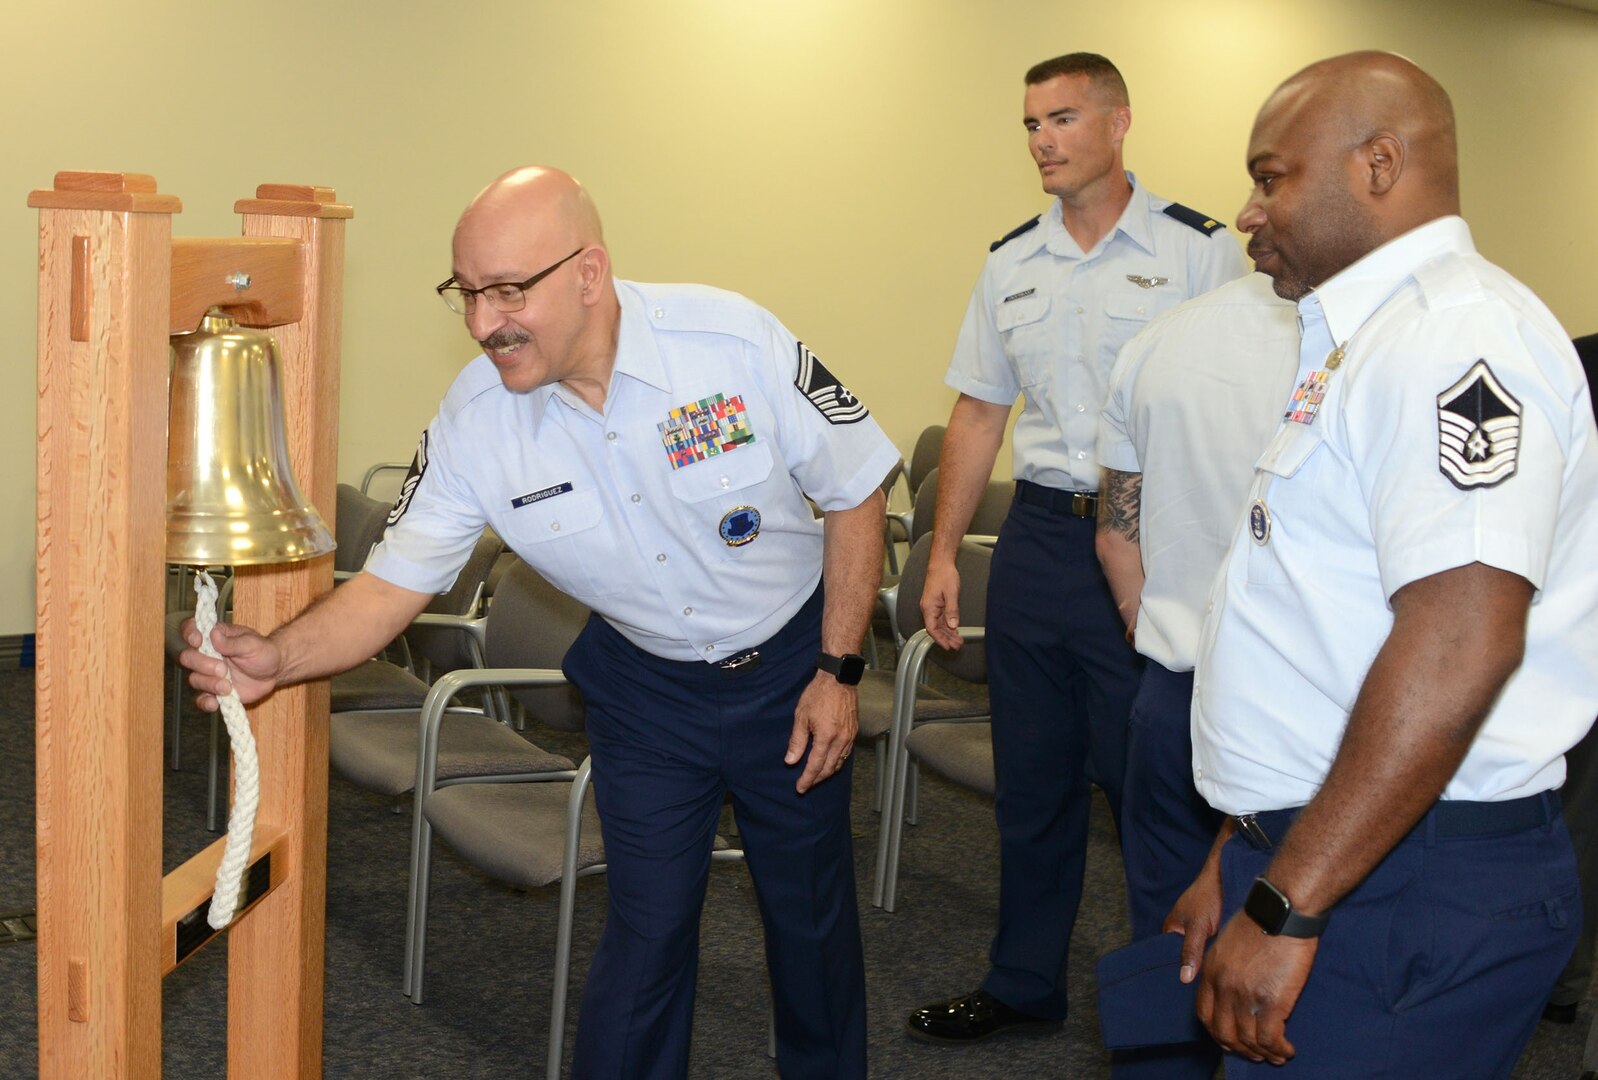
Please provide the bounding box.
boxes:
[1182,53,1598,1077]
[183,167,897,1080]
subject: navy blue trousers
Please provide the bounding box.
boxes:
[981,495,1142,1018]
[1219,797,1578,1078]
[561,587,866,1080]
[1113,662,1224,1079]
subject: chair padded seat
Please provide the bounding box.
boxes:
[331,660,432,712]
[425,781,607,889]
[906,721,995,795]
[855,670,987,739]
[330,710,573,797]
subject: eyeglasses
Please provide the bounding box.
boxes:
[435,247,584,315]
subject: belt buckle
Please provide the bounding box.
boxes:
[1236,813,1272,850]
[718,649,761,675]
[1071,492,1096,517]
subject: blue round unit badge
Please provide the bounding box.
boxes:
[1249,499,1271,545]
[719,505,761,547]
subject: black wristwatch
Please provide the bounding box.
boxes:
[1243,876,1329,938]
[815,651,867,686]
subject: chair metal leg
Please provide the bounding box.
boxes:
[872,738,885,813]
[205,712,223,832]
[168,662,182,770]
[881,722,914,913]
[907,763,920,826]
[549,759,593,1080]
[404,798,435,1001]
[874,629,950,911]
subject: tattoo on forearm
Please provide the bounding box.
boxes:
[1097,469,1142,542]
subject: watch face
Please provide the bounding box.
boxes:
[1244,877,1290,935]
[838,654,866,685]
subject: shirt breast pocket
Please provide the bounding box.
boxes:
[1246,426,1325,587]
[995,292,1053,388]
[667,441,779,557]
[510,489,626,599]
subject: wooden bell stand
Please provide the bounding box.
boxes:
[30,170,352,1079]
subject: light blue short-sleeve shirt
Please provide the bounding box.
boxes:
[945,174,1249,491]
[367,280,900,662]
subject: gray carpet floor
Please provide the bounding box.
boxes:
[0,658,1589,1078]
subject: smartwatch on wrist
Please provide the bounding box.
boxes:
[1243,876,1329,938]
[815,651,866,686]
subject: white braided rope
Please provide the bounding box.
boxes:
[194,570,261,930]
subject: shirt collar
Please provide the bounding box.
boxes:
[1042,171,1154,259]
[1306,215,1475,346]
[527,279,675,426]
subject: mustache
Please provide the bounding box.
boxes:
[480,328,530,351]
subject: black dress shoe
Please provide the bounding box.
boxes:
[907,989,1061,1043]
[1544,1000,1580,1025]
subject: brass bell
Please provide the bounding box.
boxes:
[166,309,336,565]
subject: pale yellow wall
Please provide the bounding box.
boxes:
[2,0,1594,634]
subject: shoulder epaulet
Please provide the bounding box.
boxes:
[1161,203,1226,236]
[989,215,1042,252]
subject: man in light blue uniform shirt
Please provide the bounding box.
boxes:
[182,166,898,1080]
[910,52,1247,1046]
[1187,54,1598,1078]
[1095,271,1298,1077]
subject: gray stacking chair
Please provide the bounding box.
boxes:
[403,559,759,1078]
[359,459,412,499]
[328,494,504,718]
[401,530,505,684]
[402,557,591,1004]
[878,458,908,575]
[328,482,433,713]
[874,537,993,912]
[876,468,1012,648]
[885,423,946,551]
[328,556,576,808]
[856,534,991,813]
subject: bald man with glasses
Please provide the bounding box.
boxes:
[183,166,897,1080]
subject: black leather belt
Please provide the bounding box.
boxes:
[1235,791,1560,851]
[1015,478,1097,518]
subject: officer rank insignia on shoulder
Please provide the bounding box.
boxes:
[1161,203,1225,236]
[1437,360,1521,490]
[658,393,755,470]
[795,343,869,425]
[990,215,1041,252]
[387,432,428,526]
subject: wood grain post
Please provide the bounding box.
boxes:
[226,185,350,1080]
[30,171,182,1080]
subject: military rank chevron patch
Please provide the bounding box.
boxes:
[1437,360,1521,490]
[794,343,868,425]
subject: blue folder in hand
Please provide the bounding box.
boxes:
[1095,931,1209,1050]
